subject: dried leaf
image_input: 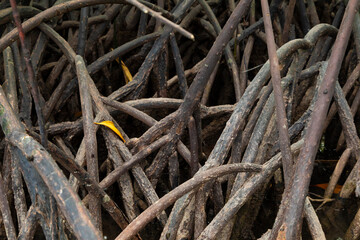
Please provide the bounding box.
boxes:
[94,121,126,143]
[111,48,120,64]
[121,60,133,84]
[312,183,342,194]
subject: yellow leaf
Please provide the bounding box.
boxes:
[111,48,120,64]
[121,60,133,84]
[94,121,125,143]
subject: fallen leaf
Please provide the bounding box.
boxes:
[312,183,342,194]
[111,48,120,64]
[121,60,133,84]
[94,121,126,143]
